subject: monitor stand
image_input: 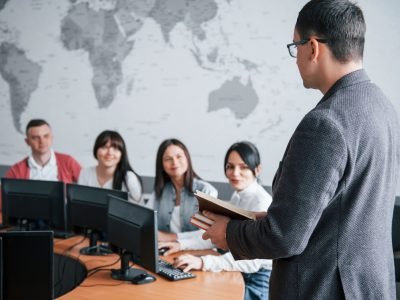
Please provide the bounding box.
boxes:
[80,230,112,256]
[111,250,146,281]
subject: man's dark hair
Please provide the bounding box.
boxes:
[25,119,50,134]
[296,0,366,63]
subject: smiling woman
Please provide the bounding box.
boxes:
[78,130,143,204]
[161,141,273,300]
[151,138,218,242]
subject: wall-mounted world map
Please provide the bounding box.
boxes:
[0,0,399,188]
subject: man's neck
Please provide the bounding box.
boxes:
[319,60,363,95]
[32,152,52,167]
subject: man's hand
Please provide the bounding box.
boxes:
[254,211,267,220]
[201,211,230,250]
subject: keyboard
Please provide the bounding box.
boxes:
[158,259,196,281]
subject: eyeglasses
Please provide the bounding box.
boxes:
[286,38,328,58]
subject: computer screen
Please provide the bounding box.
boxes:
[66,184,128,255]
[1,178,67,232]
[0,231,53,300]
[107,194,159,281]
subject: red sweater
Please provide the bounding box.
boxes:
[5,152,81,183]
[1,152,81,211]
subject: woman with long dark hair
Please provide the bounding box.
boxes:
[152,138,217,242]
[78,130,143,203]
[162,141,272,300]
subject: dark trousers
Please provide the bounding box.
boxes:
[242,268,271,300]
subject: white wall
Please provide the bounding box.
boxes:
[0,0,399,194]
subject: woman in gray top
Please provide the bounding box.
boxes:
[153,138,217,242]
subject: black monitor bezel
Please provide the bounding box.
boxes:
[1,178,67,232]
[66,183,128,235]
[107,194,159,274]
[0,231,54,300]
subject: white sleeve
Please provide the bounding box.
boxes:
[176,230,214,250]
[202,252,272,273]
[209,188,218,198]
[125,171,142,204]
[198,181,218,198]
[178,237,214,250]
[177,229,204,240]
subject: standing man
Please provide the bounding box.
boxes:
[5,119,81,182]
[203,0,400,299]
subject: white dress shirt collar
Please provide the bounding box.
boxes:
[28,149,58,180]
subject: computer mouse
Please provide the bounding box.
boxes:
[131,273,156,285]
[158,246,170,255]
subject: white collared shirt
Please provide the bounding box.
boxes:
[28,149,58,181]
[230,180,272,211]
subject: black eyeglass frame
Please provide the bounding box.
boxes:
[286,38,328,58]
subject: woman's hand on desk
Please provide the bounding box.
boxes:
[158,241,181,256]
[174,254,203,272]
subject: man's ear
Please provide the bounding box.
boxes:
[25,137,30,146]
[310,38,320,62]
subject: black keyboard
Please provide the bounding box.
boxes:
[158,259,196,281]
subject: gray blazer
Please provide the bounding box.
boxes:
[227,70,400,299]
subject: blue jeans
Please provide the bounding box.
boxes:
[242,268,271,300]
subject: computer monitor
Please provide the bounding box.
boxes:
[107,194,159,281]
[1,178,68,234]
[0,231,53,300]
[66,184,128,255]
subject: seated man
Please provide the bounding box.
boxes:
[1,119,81,210]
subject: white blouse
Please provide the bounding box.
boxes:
[78,166,142,204]
[177,180,273,272]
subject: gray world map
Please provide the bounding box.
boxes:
[0,0,259,133]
